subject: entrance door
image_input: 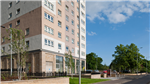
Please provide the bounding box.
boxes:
[46,61,53,72]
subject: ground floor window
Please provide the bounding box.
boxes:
[65,57,69,73]
[76,60,79,73]
[56,56,63,72]
[71,59,75,74]
[82,61,85,71]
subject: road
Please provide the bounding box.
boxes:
[94,74,150,84]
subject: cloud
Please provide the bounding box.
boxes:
[146,29,150,32]
[86,1,150,24]
[87,31,97,36]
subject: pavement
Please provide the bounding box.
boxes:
[93,74,150,84]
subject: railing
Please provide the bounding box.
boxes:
[26,72,67,77]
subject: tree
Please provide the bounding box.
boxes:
[5,28,28,80]
[111,43,144,73]
[65,50,75,79]
[86,52,103,70]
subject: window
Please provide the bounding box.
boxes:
[77,33,79,37]
[71,10,74,16]
[81,4,85,10]
[9,24,12,28]
[66,46,69,51]
[16,8,20,15]
[66,15,69,21]
[82,36,85,41]
[58,0,61,5]
[25,28,29,35]
[48,40,50,46]
[26,41,29,47]
[82,51,85,56]
[45,39,54,47]
[44,12,54,23]
[72,48,74,53]
[2,47,5,53]
[82,61,85,71]
[71,1,74,7]
[77,50,79,55]
[2,37,5,43]
[58,21,62,27]
[58,9,61,16]
[9,2,12,8]
[45,39,48,45]
[82,43,85,48]
[50,4,54,11]
[81,20,85,25]
[58,44,61,49]
[72,39,74,44]
[44,0,54,11]
[16,0,20,3]
[58,32,61,38]
[81,12,85,18]
[44,25,54,35]
[72,20,74,25]
[72,29,74,35]
[77,7,79,12]
[77,16,79,21]
[16,20,20,25]
[81,27,85,33]
[77,24,79,29]
[81,19,85,25]
[56,56,63,72]
[45,0,47,5]
[66,5,69,11]
[9,13,12,19]
[77,41,79,46]
[66,36,69,42]
[66,26,69,31]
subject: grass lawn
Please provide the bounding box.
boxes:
[69,77,110,84]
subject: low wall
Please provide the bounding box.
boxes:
[91,74,101,79]
[124,73,146,75]
[1,77,69,84]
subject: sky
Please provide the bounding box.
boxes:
[86,0,150,66]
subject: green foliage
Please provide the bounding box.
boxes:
[110,43,145,72]
[86,52,104,70]
[65,50,75,74]
[2,75,5,80]
[69,77,110,84]
[5,28,29,80]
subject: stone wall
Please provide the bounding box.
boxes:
[1,77,69,84]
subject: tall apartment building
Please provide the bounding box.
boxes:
[1,0,86,73]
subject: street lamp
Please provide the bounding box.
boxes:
[79,0,81,84]
[137,47,142,75]
[1,26,12,76]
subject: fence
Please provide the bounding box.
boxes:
[26,72,67,77]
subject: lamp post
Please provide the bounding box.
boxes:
[1,26,12,76]
[79,0,81,84]
[137,47,142,75]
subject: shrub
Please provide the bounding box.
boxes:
[2,75,5,80]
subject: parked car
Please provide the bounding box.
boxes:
[103,70,107,73]
[94,70,99,73]
[123,70,131,73]
[86,70,93,73]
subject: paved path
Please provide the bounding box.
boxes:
[93,74,150,84]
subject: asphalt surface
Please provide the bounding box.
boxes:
[93,74,150,84]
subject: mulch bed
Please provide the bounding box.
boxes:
[1,76,30,81]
